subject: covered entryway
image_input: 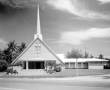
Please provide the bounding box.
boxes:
[28,61,44,69]
[23,61,45,69]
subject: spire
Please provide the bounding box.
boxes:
[34,3,43,40]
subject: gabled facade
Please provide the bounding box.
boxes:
[12,4,63,70]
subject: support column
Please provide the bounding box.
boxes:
[45,60,47,70]
[75,59,78,69]
[81,62,83,69]
[69,62,71,69]
[26,61,29,70]
[75,62,77,69]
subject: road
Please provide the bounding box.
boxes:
[0,76,110,90]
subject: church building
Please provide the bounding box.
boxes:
[11,4,63,74]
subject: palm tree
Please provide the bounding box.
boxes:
[2,40,26,64]
[7,40,17,53]
[18,42,26,53]
[3,49,12,64]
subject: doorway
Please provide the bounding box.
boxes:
[28,61,44,69]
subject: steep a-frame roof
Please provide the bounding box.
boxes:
[11,38,64,65]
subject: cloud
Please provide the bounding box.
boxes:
[0,0,38,8]
[0,38,7,49]
[59,28,110,45]
[97,0,110,4]
[0,38,7,45]
[47,0,109,19]
[0,0,39,14]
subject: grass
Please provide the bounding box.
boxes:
[0,69,110,78]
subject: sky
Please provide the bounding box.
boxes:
[0,0,110,58]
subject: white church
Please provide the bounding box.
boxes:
[11,4,64,75]
[11,4,108,75]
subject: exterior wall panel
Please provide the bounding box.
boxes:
[88,62,104,69]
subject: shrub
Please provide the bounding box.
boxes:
[6,68,18,75]
[47,69,55,74]
[55,65,62,72]
[104,65,110,69]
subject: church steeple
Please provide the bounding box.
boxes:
[34,3,43,40]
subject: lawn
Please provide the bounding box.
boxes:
[0,69,110,78]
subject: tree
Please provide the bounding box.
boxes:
[0,40,26,71]
[13,42,26,60]
[90,54,94,58]
[84,51,89,58]
[0,60,8,72]
[17,42,26,54]
[66,49,83,58]
[0,50,4,60]
[7,40,17,53]
[98,54,104,59]
[3,49,12,64]
[2,40,26,64]
[2,40,17,63]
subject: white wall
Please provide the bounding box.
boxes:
[64,61,107,69]
[65,62,88,69]
[88,66,103,69]
[88,62,104,69]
